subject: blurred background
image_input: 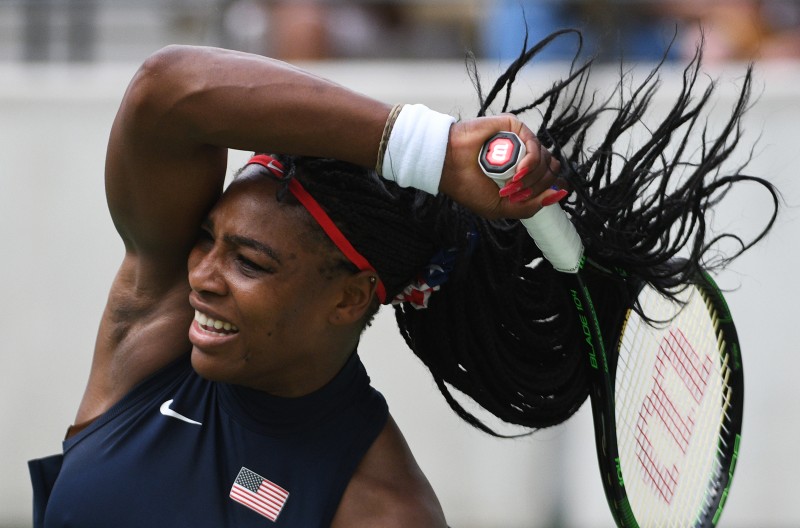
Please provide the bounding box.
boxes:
[1,0,799,527]
[3,0,800,62]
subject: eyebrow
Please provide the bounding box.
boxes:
[203,218,282,264]
[225,234,283,265]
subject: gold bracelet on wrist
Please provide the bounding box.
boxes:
[376,103,404,176]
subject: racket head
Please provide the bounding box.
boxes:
[607,270,743,527]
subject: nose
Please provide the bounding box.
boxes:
[188,245,229,296]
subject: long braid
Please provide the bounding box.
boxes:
[394,219,588,432]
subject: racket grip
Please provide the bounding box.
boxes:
[518,207,583,273]
[479,132,583,273]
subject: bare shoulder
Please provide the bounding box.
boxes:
[331,415,448,528]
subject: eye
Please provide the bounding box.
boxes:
[237,255,261,271]
[236,255,273,275]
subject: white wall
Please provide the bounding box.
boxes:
[1,58,798,528]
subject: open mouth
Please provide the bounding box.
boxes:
[194,310,239,336]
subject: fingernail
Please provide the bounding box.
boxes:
[511,165,530,183]
[508,188,534,204]
[499,181,523,197]
[541,189,568,207]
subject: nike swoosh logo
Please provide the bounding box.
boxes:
[160,399,202,426]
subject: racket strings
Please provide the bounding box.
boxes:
[614,284,736,526]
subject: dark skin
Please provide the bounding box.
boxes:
[76,44,560,526]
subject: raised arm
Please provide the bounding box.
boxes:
[108,44,555,274]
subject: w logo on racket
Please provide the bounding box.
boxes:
[635,328,713,503]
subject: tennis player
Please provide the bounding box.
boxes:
[27,44,561,527]
[29,28,777,527]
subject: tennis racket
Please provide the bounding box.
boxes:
[479,132,743,528]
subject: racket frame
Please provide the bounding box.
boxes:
[479,131,743,527]
[570,260,744,528]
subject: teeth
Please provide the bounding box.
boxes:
[194,310,239,333]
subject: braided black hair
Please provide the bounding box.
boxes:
[261,29,779,436]
[470,28,780,297]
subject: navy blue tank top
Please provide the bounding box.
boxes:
[28,352,388,527]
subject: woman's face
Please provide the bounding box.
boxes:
[186,173,350,396]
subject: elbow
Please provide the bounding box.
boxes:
[129,44,197,99]
[121,45,207,128]
[137,44,198,79]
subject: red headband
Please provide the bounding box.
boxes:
[246,154,387,304]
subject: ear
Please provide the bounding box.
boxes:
[328,271,380,326]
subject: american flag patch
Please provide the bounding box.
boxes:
[229,467,289,521]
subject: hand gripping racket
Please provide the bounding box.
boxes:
[480,132,743,528]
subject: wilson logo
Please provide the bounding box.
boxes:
[487,138,514,165]
[634,328,712,504]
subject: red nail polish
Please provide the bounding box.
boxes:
[511,165,530,183]
[499,181,523,197]
[509,188,534,204]
[541,189,568,206]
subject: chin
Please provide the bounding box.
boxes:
[190,346,238,383]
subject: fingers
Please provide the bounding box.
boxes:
[439,115,568,220]
[495,185,569,219]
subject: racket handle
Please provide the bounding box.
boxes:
[479,132,583,273]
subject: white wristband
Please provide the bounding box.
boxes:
[381,104,455,195]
